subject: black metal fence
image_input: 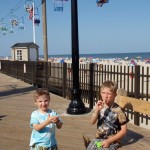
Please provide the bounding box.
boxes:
[0,60,150,126]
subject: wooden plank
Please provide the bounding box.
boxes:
[115,95,150,115]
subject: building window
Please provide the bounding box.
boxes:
[17,50,22,61]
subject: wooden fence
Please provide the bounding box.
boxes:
[0,60,150,127]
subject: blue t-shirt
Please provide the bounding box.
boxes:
[29,109,62,148]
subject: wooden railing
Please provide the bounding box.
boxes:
[0,60,150,127]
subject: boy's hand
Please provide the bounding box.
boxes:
[102,139,111,148]
[51,116,59,123]
[95,100,104,112]
[47,114,59,124]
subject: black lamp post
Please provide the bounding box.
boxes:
[67,0,87,114]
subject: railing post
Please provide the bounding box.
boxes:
[0,61,1,71]
[62,62,67,98]
[16,61,18,79]
[89,63,94,109]
[23,63,26,82]
[44,62,48,88]
[35,62,37,85]
[32,62,35,85]
[9,61,11,76]
[134,65,140,125]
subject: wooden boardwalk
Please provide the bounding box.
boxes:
[0,73,150,150]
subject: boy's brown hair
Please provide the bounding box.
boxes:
[100,80,117,93]
[34,88,50,101]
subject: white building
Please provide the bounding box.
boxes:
[11,42,39,61]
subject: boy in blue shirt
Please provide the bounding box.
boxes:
[30,88,63,150]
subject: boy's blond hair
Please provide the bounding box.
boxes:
[34,88,50,101]
[100,80,117,93]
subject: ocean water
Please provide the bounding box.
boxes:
[46,52,150,60]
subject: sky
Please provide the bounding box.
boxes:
[0,0,150,56]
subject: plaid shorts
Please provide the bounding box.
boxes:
[87,138,120,150]
[30,145,57,150]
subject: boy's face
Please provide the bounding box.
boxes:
[100,87,116,106]
[35,95,50,113]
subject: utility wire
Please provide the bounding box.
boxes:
[1,0,25,21]
[1,0,42,23]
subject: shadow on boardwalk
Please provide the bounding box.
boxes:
[0,86,35,97]
[0,73,150,150]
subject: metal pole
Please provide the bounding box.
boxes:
[42,0,48,61]
[32,1,35,43]
[67,0,87,114]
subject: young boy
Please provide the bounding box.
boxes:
[84,80,129,150]
[29,88,63,150]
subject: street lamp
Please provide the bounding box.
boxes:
[67,0,88,114]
